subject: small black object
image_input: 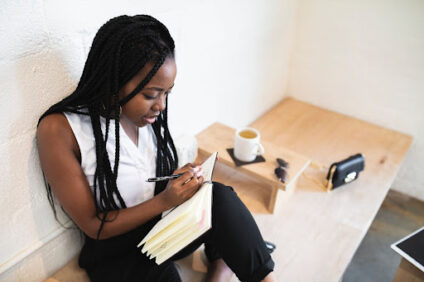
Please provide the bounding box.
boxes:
[276,157,289,168]
[264,240,276,254]
[325,153,365,190]
[226,148,266,167]
[274,158,289,183]
[274,167,287,183]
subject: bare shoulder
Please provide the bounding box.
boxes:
[37,113,96,236]
[37,113,70,137]
[37,113,80,159]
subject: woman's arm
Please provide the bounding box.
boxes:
[37,113,203,239]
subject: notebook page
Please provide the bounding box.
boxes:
[201,152,218,182]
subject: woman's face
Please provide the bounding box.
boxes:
[119,57,177,127]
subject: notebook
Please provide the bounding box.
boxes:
[137,152,218,265]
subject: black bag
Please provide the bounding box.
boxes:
[325,153,365,191]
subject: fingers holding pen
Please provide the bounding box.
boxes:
[180,173,204,198]
[161,166,204,208]
[173,163,202,177]
[175,167,203,186]
[177,170,204,198]
[187,175,204,198]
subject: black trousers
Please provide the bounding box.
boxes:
[79,182,274,282]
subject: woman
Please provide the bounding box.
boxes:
[37,15,275,282]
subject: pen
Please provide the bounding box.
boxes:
[147,173,185,182]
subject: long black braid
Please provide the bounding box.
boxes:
[37,15,179,238]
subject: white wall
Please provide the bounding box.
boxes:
[0,0,296,280]
[288,0,424,201]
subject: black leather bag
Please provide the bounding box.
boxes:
[325,154,365,191]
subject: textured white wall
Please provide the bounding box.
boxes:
[0,0,296,280]
[288,0,424,200]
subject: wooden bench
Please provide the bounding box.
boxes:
[45,251,208,282]
[45,257,89,282]
[197,98,413,281]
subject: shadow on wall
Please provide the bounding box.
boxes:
[4,50,83,279]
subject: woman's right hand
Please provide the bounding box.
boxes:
[160,163,204,208]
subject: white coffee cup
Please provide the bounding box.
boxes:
[234,127,265,162]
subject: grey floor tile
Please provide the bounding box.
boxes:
[343,190,424,282]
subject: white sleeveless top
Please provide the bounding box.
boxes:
[63,111,157,208]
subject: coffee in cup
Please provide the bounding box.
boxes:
[234,127,264,162]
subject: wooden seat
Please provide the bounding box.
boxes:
[44,257,89,282]
[44,250,208,282]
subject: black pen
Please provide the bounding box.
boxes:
[147,173,185,182]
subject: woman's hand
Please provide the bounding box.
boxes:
[160,163,204,209]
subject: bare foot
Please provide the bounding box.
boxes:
[262,272,275,282]
[205,258,233,282]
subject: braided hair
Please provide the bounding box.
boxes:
[38,15,179,238]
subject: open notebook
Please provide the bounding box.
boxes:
[137,152,218,265]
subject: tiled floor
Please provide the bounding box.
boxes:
[343,190,424,282]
